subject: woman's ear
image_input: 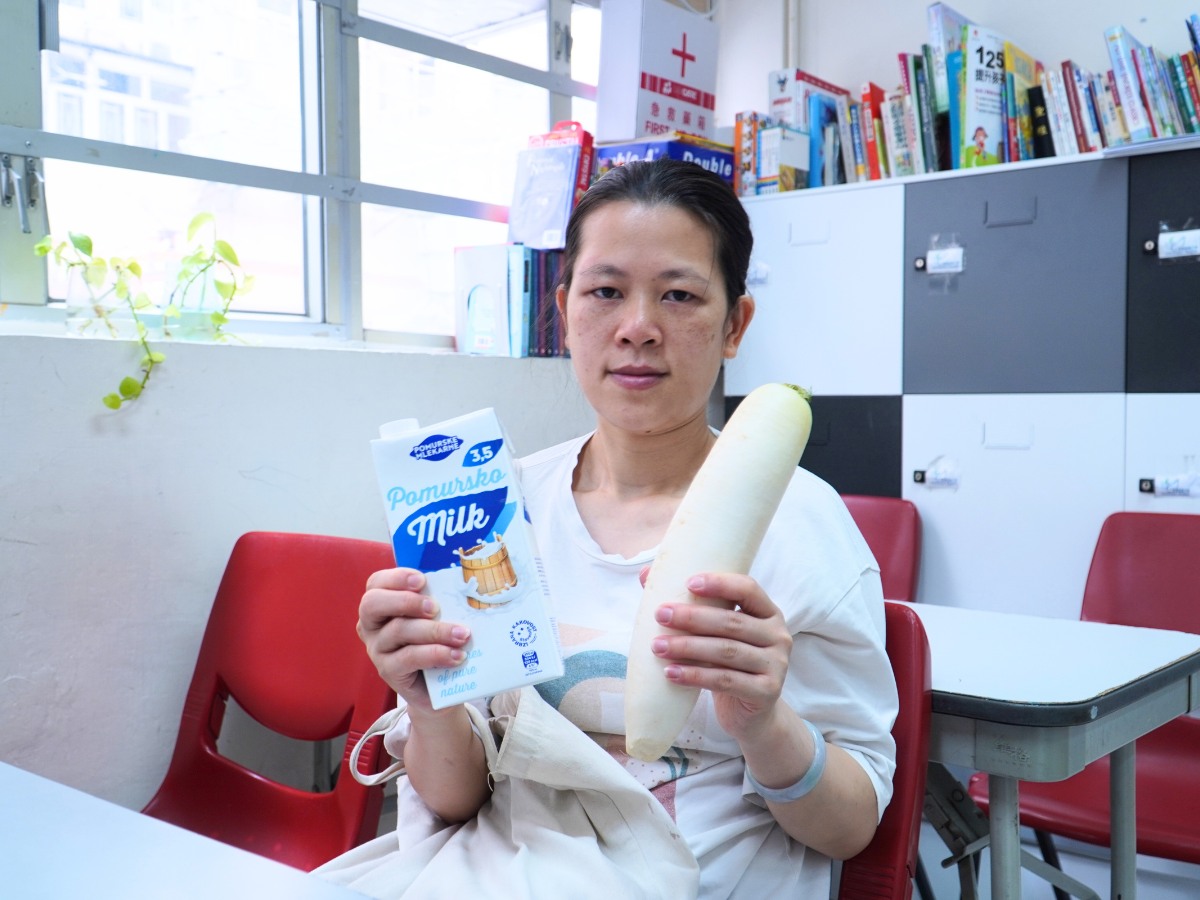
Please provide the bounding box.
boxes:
[556,284,569,349]
[722,294,755,359]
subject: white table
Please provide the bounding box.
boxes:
[0,762,366,899]
[901,602,1200,900]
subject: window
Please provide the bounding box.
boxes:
[48,55,85,88]
[359,1,549,69]
[135,109,157,148]
[57,93,83,136]
[99,101,124,143]
[121,0,144,21]
[99,70,141,96]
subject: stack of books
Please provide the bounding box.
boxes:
[454,245,569,359]
[508,121,595,251]
[733,6,1200,193]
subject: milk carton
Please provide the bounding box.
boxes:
[371,409,563,709]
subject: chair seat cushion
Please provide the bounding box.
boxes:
[967,719,1200,865]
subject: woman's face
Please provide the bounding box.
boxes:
[559,201,754,436]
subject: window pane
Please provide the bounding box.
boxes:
[360,42,547,206]
[362,204,507,336]
[571,4,601,85]
[359,0,548,70]
[44,160,306,316]
[44,0,303,170]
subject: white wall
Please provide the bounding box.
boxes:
[0,334,594,809]
[716,0,1199,124]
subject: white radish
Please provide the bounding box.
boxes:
[625,383,813,762]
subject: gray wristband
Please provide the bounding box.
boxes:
[745,718,827,803]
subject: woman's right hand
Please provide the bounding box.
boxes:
[357,568,472,713]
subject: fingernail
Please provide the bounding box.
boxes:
[664,665,682,679]
[450,649,465,663]
[422,598,436,615]
[407,573,423,589]
[687,575,704,591]
[654,606,673,625]
[652,637,668,654]
[452,626,469,641]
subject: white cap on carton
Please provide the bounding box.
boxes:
[379,418,420,439]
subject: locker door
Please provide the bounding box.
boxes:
[902,394,1125,619]
[726,184,904,396]
[725,394,902,497]
[904,159,1128,394]
[1125,394,1200,514]
[1127,149,1200,392]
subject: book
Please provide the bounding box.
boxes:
[923,42,951,170]
[926,2,972,114]
[594,136,735,183]
[455,245,512,356]
[734,111,771,197]
[835,95,859,182]
[1094,74,1127,145]
[1156,50,1187,134]
[883,88,917,176]
[807,93,843,187]
[1038,68,1068,156]
[848,102,869,180]
[1065,62,1103,151]
[508,143,581,250]
[529,121,595,209]
[1182,52,1200,127]
[1058,63,1090,150]
[961,25,1006,167]
[508,245,531,358]
[1081,71,1106,148]
[1048,67,1080,153]
[1004,42,1037,161]
[768,69,851,137]
[756,125,810,193]
[946,47,963,166]
[860,82,889,179]
[1108,69,1132,144]
[898,53,928,173]
[1027,84,1056,158]
[1190,14,1200,57]
[1169,54,1199,132]
[915,53,941,171]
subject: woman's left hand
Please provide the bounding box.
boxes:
[641,568,793,744]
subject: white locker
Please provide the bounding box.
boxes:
[726,184,904,396]
[1125,394,1200,515]
[902,394,1125,620]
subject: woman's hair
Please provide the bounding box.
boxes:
[558,157,753,310]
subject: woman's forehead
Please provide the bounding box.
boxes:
[575,202,715,268]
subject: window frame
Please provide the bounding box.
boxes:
[0,0,596,345]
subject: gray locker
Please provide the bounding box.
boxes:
[904,159,1128,394]
[727,184,904,396]
[902,393,1125,620]
[1125,394,1200,515]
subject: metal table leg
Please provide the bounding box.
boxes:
[1110,741,1137,900]
[989,774,1022,900]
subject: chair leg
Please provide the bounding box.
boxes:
[1034,830,1070,900]
[914,855,937,900]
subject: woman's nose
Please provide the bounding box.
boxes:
[614,295,662,345]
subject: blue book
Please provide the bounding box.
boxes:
[947,48,963,167]
[807,93,841,187]
[593,138,734,184]
[508,245,531,358]
[508,144,580,250]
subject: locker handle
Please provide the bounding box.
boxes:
[1139,479,1154,493]
[984,196,1037,228]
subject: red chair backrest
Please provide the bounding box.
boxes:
[843,496,923,603]
[840,602,932,900]
[142,532,397,870]
[1081,512,1200,635]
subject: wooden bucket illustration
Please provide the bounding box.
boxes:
[455,534,518,609]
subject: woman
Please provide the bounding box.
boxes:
[357,158,899,898]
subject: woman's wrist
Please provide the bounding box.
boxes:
[738,700,818,792]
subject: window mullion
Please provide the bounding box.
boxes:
[0,0,48,307]
[547,0,572,127]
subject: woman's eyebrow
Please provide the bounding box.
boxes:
[578,263,626,278]
[658,267,708,283]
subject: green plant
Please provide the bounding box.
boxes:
[35,212,254,410]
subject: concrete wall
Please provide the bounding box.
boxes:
[716,0,1199,126]
[0,333,594,808]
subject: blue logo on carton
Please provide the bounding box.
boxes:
[410,434,463,462]
[510,620,537,647]
[462,439,503,467]
[522,651,539,669]
[393,487,513,571]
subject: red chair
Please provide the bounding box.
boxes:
[843,496,923,603]
[969,512,1200,864]
[142,532,398,871]
[840,602,933,900]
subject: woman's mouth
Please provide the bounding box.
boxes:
[609,366,666,390]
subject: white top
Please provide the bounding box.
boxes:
[518,434,899,900]
[900,601,1200,705]
[0,762,363,899]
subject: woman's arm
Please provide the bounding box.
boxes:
[646,571,882,859]
[359,568,491,822]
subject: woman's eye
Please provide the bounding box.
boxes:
[664,290,693,303]
[593,286,620,300]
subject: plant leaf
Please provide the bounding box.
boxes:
[128,260,142,278]
[119,376,142,399]
[84,260,108,288]
[210,311,229,326]
[133,292,152,310]
[164,303,181,318]
[102,393,123,409]
[213,240,239,266]
[187,212,215,242]
[136,321,147,338]
[148,351,166,363]
[240,274,256,294]
[54,242,67,265]
[115,278,130,300]
[213,279,236,300]
[34,236,53,256]
[70,232,93,257]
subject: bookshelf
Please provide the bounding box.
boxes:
[727,139,1200,619]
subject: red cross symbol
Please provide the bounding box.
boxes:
[671,33,696,78]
